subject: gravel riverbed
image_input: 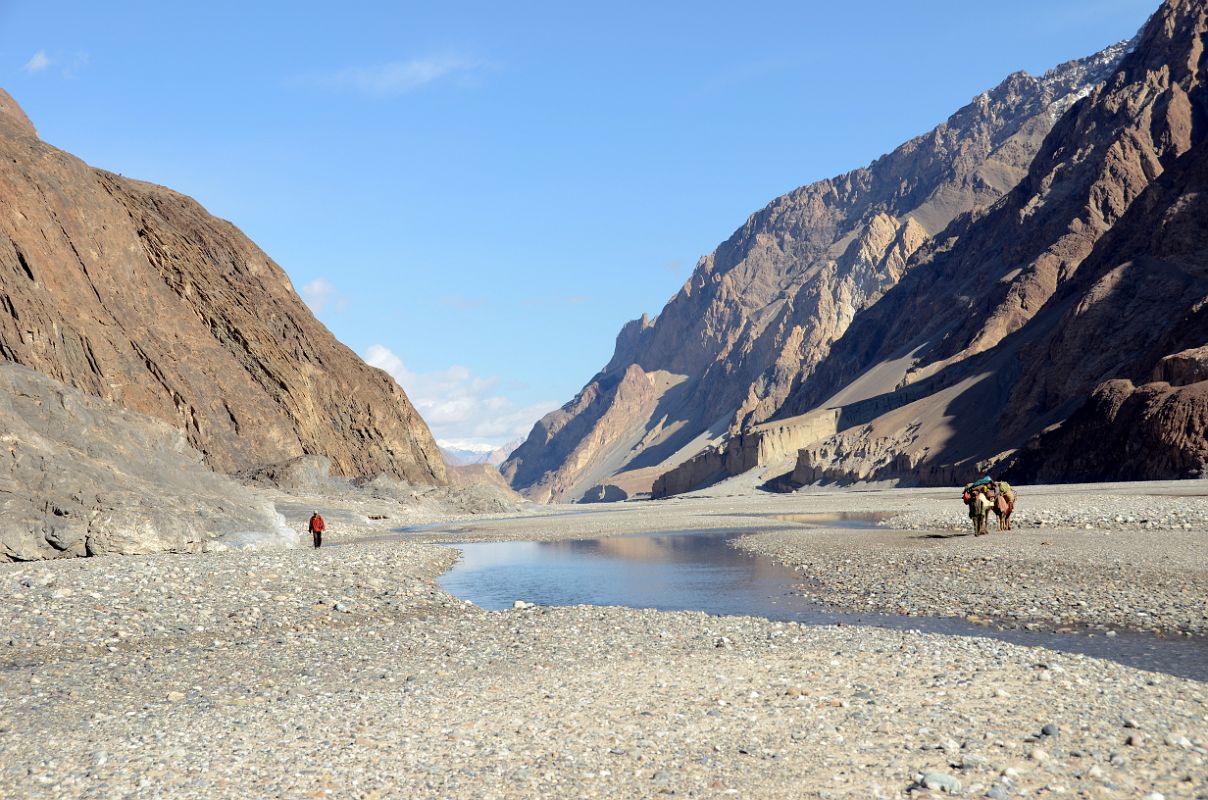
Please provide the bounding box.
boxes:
[2,481,1207,798]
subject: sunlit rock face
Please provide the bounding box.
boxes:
[0,96,445,486]
[505,40,1133,500]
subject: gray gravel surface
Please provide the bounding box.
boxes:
[3,481,1207,798]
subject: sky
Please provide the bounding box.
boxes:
[0,0,1157,449]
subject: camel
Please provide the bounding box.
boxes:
[993,489,1015,531]
[969,491,995,536]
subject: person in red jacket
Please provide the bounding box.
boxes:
[308,511,326,549]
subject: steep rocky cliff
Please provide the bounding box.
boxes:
[0,363,295,561]
[0,98,446,485]
[504,41,1130,501]
[778,0,1207,485]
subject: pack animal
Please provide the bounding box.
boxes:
[969,491,995,536]
[962,477,997,536]
[992,483,1016,531]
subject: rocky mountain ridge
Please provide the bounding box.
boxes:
[0,99,446,486]
[774,0,1207,486]
[504,38,1134,502]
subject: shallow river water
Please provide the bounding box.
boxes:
[424,518,1208,682]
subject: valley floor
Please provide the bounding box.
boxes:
[2,481,1206,799]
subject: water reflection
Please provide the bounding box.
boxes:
[438,528,1208,682]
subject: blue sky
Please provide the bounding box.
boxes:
[1,0,1156,448]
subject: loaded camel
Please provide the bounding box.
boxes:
[963,477,1015,536]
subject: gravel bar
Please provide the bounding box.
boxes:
[3,482,1207,798]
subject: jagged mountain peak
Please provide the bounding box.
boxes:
[504,33,1135,502]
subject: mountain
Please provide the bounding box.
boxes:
[440,439,522,467]
[772,0,1207,486]
[503,39,1132,502]
[0,96,446,486]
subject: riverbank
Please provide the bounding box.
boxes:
[3,480,1206,798]
[3,539,1206,800]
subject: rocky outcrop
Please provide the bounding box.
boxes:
[0,95,445,485]
[651,408,840,498]
[446,463,520,495]
[505,42,1130,501]
[0,364,293,561]
[1154,347,1208,386]
[1005,379,1208,482]
[579,484,629,503]
[503,363,667,503]
[777,0,1208,486]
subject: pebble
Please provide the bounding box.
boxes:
[920,771,962,793]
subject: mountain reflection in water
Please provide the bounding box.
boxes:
[437,527,1208,682]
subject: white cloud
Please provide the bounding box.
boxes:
[300,277,348,314]
[311,54,485,96]
[21,51,51,74]
[365,344,554,448]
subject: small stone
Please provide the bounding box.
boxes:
[166,691,186,702]
[959,752,988,769]
[1041,724,1059,737]
[1028,747,1049,762]
[920,772,962,793]
[986,786,1009,800]
[1125,735,1142,747]
[1163,734,1192,749]
[334,602,351,613]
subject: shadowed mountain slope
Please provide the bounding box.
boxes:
[777,0,1207,486]
[504,40,1131,501]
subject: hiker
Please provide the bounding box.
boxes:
[308,511,326,548]
[961,476,996,536]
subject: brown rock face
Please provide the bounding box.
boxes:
[0,90,36,137]
[0,94,445,485]
[505,42,1130,501]
[774,0,1208,485]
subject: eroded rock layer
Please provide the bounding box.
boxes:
[0,103,445,485]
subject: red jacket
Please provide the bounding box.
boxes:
[308,514,325,533]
